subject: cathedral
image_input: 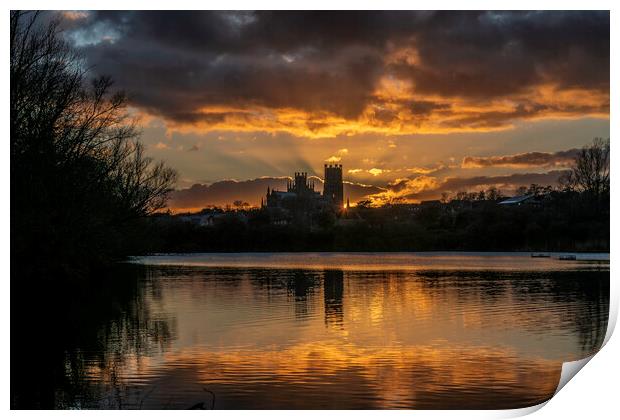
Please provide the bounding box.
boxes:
[263,164,345,223]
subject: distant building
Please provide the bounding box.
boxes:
[419,200,442,208]
[498,194,536,206]
[178,213,216,226]
[264,164,346,224]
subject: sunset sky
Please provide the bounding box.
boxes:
[58,11,609,211]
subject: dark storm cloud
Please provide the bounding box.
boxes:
[76,11,392,119]
[407,100,451,116]
[66,11,609,128]
[390,11,609,98]
[461,149,579,168]
[168,176,384,210]
[438,170,569,192]
[441,102,609,130]
[87,11,421,54]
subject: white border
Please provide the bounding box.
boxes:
[2,2,617,419]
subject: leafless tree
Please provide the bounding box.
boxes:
[485,187,502,201]
[560,138,610,200]
[11,11,179,272]
[11,11,177,217]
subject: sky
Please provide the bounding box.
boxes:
[57,11,609,211]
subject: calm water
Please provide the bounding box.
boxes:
[12,253,609,409]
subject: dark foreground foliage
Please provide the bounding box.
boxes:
[10,11,176,280]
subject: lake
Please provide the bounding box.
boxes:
[11,253,609,409]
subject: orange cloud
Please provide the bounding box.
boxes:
[325,148,349,163]
[365,170,569,206]
[61,11,90,20]
[157,82,608,139]
[368,168,388,176]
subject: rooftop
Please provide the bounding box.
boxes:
[498,194,535,205]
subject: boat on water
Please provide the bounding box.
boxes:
[531,253,551,258]
[558,255,577,261]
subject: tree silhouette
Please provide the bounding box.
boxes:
[561,138,610,197]
[11,11,177,278]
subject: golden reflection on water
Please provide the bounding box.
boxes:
[68,258,608,409]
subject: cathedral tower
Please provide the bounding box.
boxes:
[323,164,344,208]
